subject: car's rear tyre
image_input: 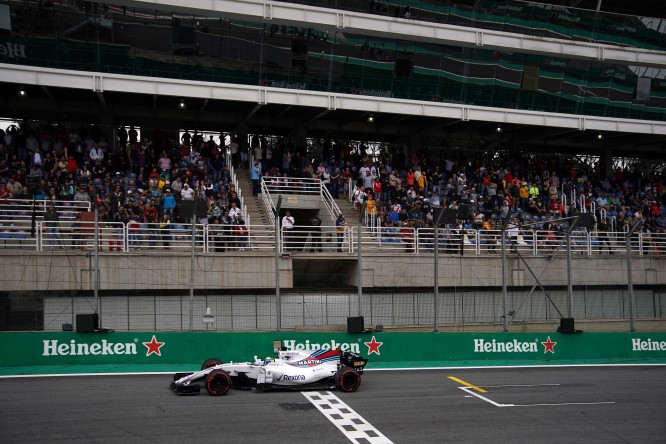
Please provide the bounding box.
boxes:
[334,366,361,393]
[205,369,232,396]
[201,358,222,370]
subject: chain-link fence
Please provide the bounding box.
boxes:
[1,207,664,332]
[1,289,665,332]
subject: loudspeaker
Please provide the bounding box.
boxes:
[558,317,575,333]
[442,208,458,224]
[347,316,364,334]
[179,200,208,219]
[76,313,99,333]
[575,213,594,229]
[457,204,470,221]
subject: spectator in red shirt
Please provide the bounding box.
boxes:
[549,197,565,215]
[373,176,383,202]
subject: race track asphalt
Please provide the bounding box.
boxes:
[1,366,665,443]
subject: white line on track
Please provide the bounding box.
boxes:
[458,386,615,407]
[512,402,616,407]
[460,386,507,407]
[302,391,393,444]
[481,384,561,388]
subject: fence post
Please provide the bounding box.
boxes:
[275,196,282,331]
[626,220,645,332]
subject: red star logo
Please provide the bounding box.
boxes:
[541,336,557,354]
[364,336,383,355]
[143,335,165,357]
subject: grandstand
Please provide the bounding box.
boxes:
[0,0,664,333]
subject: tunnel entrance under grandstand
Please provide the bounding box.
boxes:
[291,259,357,288]
[279,208,339,257]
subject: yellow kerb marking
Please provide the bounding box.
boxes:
[448,376,487,393]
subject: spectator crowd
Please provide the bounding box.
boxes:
[0,121,665,252]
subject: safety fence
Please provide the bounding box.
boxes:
[9,288,666,332]
[0,220,273,253]
[1,220,665,255]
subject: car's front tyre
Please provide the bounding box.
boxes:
[206,369,232,396]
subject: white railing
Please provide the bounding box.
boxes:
[39,220,125,251]
[355,225,416,253]
[2,219,665,255]
[281,225,350,253]
[262,176,321,195]
[0,220,36,250]
[260,176,278,227]
[345,177,354,201]
[227,163,250,227]
[261,175,341,220]
[208,223,275,252]
[321,181,342,220]
[1,199,91,221]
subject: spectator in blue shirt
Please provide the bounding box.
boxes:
[161,188,176,220]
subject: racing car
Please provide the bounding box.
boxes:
[170,347,368,396]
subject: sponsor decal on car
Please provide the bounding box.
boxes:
[280,374,306,382]
[287,349,341,367]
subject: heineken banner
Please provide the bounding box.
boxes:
[1,332,665,371]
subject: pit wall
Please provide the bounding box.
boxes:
[1,332,666,374]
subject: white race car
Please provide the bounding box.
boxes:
[170,347,369,396]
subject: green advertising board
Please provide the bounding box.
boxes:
[1,332,665,375]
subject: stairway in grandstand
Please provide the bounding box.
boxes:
[237,168,355,225]
[235,168,271,226]
[335,192,358,225]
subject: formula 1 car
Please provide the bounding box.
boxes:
[170,347,369,396]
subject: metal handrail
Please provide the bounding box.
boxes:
[1,198,91,220]
[261,175,341,220]
[227,163,250,227]
[2,218,665,255]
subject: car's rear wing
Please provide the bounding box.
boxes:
[341,351,368,374]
